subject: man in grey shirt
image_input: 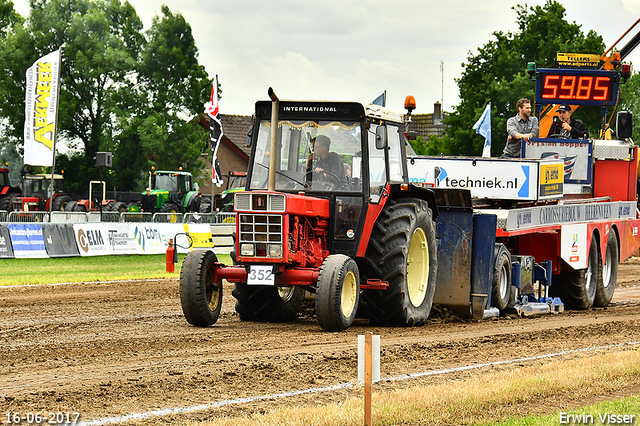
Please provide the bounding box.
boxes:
[502,98,539,158]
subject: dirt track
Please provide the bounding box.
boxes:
[2,258,640,425]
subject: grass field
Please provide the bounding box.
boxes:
[200,350,640,426]
[0,253,232,285]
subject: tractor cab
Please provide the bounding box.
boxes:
[150,169,198,212]
[17,173,70,211]
[244,101,411,256]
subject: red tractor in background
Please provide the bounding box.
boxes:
[0,170,72,212]
[0,165,21,211]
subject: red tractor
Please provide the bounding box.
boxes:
[180,90,440,331]
[0,172,72,212]
[0,165,21,211]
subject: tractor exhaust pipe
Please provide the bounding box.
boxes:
[268,87,279,192]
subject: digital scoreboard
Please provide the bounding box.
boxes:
[535,68,619,106]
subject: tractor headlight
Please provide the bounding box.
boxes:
[268,244,282,258]
[240,243,254,256]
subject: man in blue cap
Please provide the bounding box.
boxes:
[547,104,589,139]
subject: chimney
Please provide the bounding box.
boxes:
[434,102,442,120]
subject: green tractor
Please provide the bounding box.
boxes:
[131,168,201,213]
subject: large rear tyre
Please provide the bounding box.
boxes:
[360,198,438,327]
[110,201,127,213]
[491,244,513,310]
[556,235,599,309]
[65,201,78,212]
[52,195,72,211]
[180,250,222,326]
[160,202,180,213]
[0,195,14,212]
[232,283,304,322]
[594,231,618,307]
[315,254,360,331]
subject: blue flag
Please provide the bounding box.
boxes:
[371,91,386,107]
[473,102,491,157]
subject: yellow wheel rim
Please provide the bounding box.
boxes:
[277,286,295,302]
[407,227,429,307]
[341,270,358,318]
[205,268,220,311]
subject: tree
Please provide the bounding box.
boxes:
[618,72,640,142]
[0,0,212,195]
[440,0,604,156]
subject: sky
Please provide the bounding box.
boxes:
[11,0,640,117]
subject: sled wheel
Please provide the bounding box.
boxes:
[594,230,618,307]
[557,235,599,309]
[491,244,512,310]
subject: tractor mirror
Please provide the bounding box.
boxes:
[375,125,387,150]
[193,182,199,191]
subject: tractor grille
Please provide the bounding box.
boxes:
[239,214,283,258]
[235,193,286,212]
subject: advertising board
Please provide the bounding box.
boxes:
[407,157,561,201]
[8,224,48,258]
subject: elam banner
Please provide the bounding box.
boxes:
[24,49,61,167]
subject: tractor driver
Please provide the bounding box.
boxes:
[312,135,344,186]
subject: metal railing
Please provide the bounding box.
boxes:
[50,212,88,223]
[153,212,184,223]
[7,211,50,223]
[120,212,153,223]
[0,210,236,225]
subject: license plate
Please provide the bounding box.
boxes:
[247,265,275,286]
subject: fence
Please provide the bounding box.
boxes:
[0,210,236,225]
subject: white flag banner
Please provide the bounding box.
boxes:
[24,49,61,167]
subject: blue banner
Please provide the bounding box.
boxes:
[8,224,48,258]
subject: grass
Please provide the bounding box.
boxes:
[0,253,232,285]
[484,395,640,426]
[191,349,640,426]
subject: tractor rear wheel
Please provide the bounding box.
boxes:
[64,201,77,212]
[180,250,222,326]
[160,202,180,213]
[232,283,304,322]
[594,231,618,307]
[361,198,437,326]
[52,195,72,211]
[315,254,360,331]
[555,235,599,309]
[0,195,14,212]
[110,201,127,213]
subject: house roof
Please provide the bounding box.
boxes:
[220,114,253,157]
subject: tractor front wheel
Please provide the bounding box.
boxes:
[315,254,360,331]
[180,250,223,326]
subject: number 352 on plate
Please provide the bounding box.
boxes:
[248,265,275,285]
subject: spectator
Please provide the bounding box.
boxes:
[141,188,154,212]
[503,98,539,158]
